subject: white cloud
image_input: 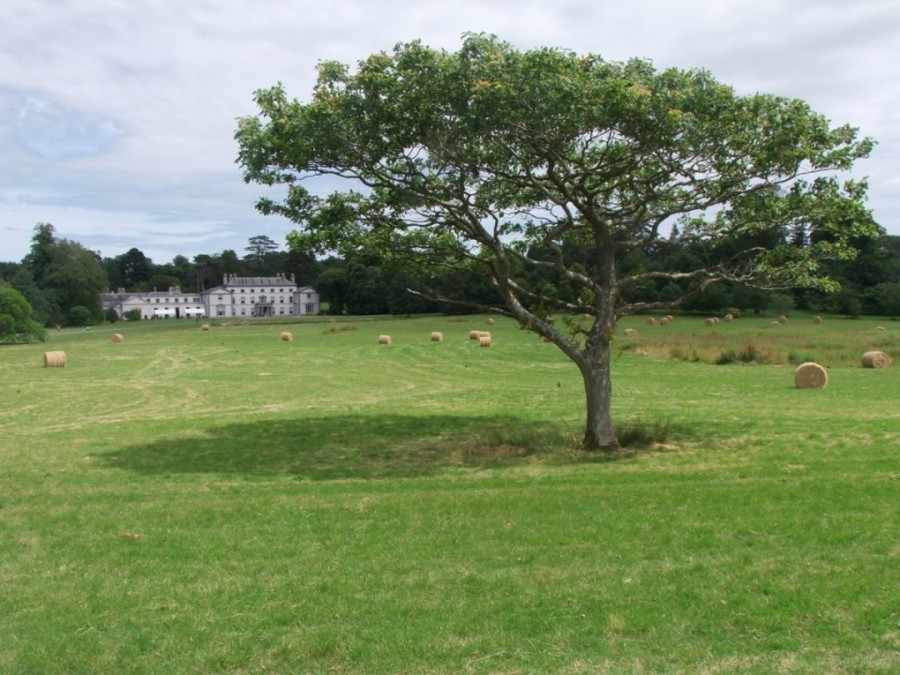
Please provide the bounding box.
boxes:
[1,0,897,265]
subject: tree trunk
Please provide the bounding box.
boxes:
[578,337,618,451]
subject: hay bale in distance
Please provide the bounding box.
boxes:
[623,328,637,338]
[771,321,781,327]
[201,324,210,331]
[469,330,481,340]
[486,318,495,325]
[812,316,823,324]
[378,334,392,345]
[111,333,124,343]
[280,331,293,342]
[430,331,443,342]
[479,335,492,347]
[777,315,788,324]
[723,314,734,322]
[794,362,828,389]
[875,326,886,332]
[861,351,891,368]
[43,351,67,368]
[646,317,656,325]
[705,318,717,326]
[660,317,671,326]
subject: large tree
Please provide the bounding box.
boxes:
[23,223,108,325]
[236,34,876,450]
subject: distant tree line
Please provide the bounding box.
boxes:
[2,222,900,332]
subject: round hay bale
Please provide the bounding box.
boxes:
[794,362,828,389]
[646,317,656,326]
[479,331,491,339]
[771,321,781,327]
[479,335,492,347]
[705,318,717,326]
[660,317,671,326]
[812,315,823,324]
[777,315,788,324]
[861,351,891,368]
[111,333,124,343]
[43,351,67,368]
[623,328,637,338]
[430,331,443,342]
[378,334,392,345]
[201,324,210,331]
[486,318,495,325]
[469,330,481,340]
[665,314,674,322]
[723,314,734,322]
[280,331,293,342]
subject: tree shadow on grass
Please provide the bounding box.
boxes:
[99,414,587,481]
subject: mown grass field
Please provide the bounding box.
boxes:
[1,313,898,673]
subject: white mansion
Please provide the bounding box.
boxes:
[102,274,320,320]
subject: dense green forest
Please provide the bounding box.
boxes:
[2,222,899,330]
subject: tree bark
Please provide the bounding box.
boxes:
[578,338,618,451]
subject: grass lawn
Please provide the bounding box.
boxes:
[1,313,898,673]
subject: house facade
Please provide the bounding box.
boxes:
[101,274,320,320]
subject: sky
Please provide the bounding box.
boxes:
[2,0,898,265]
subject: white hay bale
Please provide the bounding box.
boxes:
[280,331,293,342]
[111,333,124,343]
[430,331,443,342]
[479,335,492,347]
[378,334,392,345]
[794,362,828,389]
[623,328,637,338]
[43,351,67,368]
[201,324,210,331]
[861,351,891,368]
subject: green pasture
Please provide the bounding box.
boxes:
[1,313,897,673]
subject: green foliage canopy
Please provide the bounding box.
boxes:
[0,286,46,343]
